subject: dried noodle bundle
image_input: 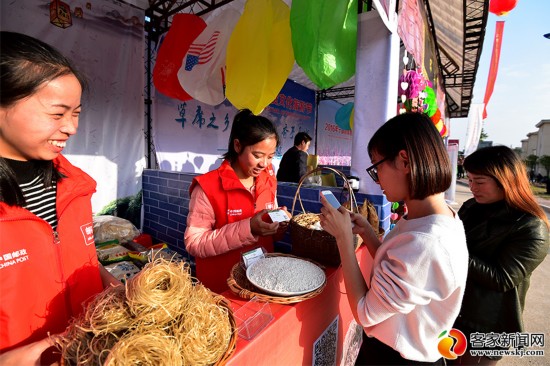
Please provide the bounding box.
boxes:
[104,330,183,366]
[172,285,232,365]
[54,286,130,365]
[54,258,233,366]
[126,258,193,327]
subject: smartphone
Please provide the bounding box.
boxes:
[321,190,341,209]
[267,209,290,223]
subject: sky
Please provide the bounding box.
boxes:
[447,1,550,150]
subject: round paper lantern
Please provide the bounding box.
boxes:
[226,0,294,115]
[290,0,357,90]
[335,102,354,130]
[153,14,206,101]
[489,0,518,16]
[177,9,241,106]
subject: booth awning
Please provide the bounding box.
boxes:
[137,0,488,118]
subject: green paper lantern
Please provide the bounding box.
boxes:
[423,86,437,117]
[290,0,357,90]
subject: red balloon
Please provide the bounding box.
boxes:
[489,0,518,16]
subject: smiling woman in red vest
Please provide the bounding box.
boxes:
[0,32,120,364]
[184,109,289,293]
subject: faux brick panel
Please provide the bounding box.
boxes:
[142,169,392,262]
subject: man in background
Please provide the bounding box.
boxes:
[277,132,312,183]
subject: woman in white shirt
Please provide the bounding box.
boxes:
[320,113,468,365]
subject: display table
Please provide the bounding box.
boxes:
[222,245,373,365]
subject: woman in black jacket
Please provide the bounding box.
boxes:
[450,146,549,365]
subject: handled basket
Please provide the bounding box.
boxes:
[289,167,358,267]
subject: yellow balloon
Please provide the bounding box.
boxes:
[226,0,294,115]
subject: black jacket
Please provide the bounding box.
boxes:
[455,198,549,333]
[276,146,308,183]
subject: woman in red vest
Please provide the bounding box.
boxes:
[0,32,119,364]
[184,109,289,293]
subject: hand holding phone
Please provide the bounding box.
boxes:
[321,190,341,209]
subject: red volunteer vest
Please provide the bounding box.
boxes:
[189,160,277,293]
[0,155,103,352]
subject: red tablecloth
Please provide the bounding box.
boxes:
[222,245,373,365]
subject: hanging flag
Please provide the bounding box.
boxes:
[482,21,505,120]
[178,9,240,106]
[153,14,206,101]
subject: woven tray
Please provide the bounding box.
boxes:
[226,253,327,304]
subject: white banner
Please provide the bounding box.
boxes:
[1,0,146,213]
[464,103,484,157]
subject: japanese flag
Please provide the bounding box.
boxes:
[178,9,241,106]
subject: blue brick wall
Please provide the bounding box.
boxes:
[141,169,390,261]
[142,169,196,261]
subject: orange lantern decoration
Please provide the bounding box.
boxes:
[50,0,72,29]
[489,0,518,16]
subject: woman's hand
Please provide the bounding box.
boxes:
[349,212,371,237]
[272,206,292,240]
[250,209,279,237]
[0,338,57,366]
[278,206,292,221]
[319,196,353,243]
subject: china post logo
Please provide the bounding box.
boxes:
[438,328,467,360]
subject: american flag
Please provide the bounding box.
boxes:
[185,31,220,71]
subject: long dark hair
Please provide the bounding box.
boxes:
[464,146,549,227]
[222,109,280,163]
[0,31,86,206]
[368,112,452,200]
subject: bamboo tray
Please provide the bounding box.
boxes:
[227,253,326,304]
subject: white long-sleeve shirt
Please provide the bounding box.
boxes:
[357,211,469,362]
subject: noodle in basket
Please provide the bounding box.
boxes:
[53,257,234,366]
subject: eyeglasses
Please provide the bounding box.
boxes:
[366,157,388,183]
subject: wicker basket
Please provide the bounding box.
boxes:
[214,296,237,365]
[226,253,327,304]
[60,295,237,366]
[290,167,358,267]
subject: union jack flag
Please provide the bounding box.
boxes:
[185,31,220,71]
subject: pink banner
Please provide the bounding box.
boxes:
[482,21,505,120]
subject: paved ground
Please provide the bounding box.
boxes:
[450,180,550,365]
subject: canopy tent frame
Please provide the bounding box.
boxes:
[138,0,489,168]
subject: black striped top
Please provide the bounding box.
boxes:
[4,158,58,230]
[20,174,58,230]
